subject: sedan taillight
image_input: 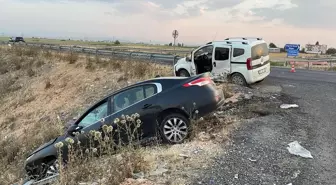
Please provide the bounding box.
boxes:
[183,77,213,87]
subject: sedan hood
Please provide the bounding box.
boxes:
[30,137,58,156]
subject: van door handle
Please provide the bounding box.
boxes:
[213,62,216,67]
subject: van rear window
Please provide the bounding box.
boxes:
[251,43,269,60]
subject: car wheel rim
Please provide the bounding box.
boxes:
[232,76,244,85]
[163,118,188,143]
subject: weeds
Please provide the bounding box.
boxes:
[45,78,52,89]
[0,114,64,184]
[50,113,146,185]
[64,51,79,64]
[27,68,35,77]
[43,49,53,59]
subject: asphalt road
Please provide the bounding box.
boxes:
[193,67,336,185]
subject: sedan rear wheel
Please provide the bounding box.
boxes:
[160,113,190,144]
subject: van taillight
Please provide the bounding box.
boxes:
[183,77,213,87]
[246,58,252,70]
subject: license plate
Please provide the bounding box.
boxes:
[258,68,266,74]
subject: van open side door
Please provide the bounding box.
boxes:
[211,46,231,79]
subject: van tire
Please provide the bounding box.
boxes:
[177,69,190,77]
[231,73,247,86]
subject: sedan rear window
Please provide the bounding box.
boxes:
[251,43,269,60]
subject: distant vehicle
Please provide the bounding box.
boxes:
[23,72,225,182]
[8,36,25,43]
[174,37,271,86]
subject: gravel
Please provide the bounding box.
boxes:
[191,68,336,185]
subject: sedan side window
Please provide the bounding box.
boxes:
[78,101,108,128]
[113,85,157,112]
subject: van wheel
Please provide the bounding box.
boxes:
[178,69,190,77]
[231,73,247,86]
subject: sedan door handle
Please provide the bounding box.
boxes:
[143,104,152,109]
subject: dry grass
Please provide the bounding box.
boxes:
[0,45,172,184]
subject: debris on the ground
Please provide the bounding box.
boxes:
[287,141,313,159]
[292,170,301,179]
[248,157,257,162]
[193,148,203,154]
[179,154,190,159]
[120,178,155,185]
[215,111,224,115]
[198,132,211,141]
[234,174,239,179]
[244,94,253,100]
[133,172,145,179]
[280,104,299,109]
[149,167,169,176]
[224,93,242,103]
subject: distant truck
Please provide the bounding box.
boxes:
[8,36,25,43]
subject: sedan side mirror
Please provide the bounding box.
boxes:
[67,124,83,135]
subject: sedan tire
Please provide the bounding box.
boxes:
[160,113,190,144]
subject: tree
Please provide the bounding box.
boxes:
[326,47,336,55]
[177,43,181,47]
[269,42,277,48]
[168,42,172,46]
[300,47,305,53]
[114,40,120,45]
[315,41,319,45]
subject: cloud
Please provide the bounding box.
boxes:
[0,0,335,47]
[252,0,336,28]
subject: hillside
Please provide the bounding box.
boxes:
[0,45,245,185]
[0,45,175,184]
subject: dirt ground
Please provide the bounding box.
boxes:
[0,45,305,185]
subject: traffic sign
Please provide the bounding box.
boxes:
[172,30,179,39]
[287,49,299,57]
[285,44,300,57]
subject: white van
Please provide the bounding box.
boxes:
[173,37,271,86]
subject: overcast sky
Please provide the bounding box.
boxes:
[1,0,335,47]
